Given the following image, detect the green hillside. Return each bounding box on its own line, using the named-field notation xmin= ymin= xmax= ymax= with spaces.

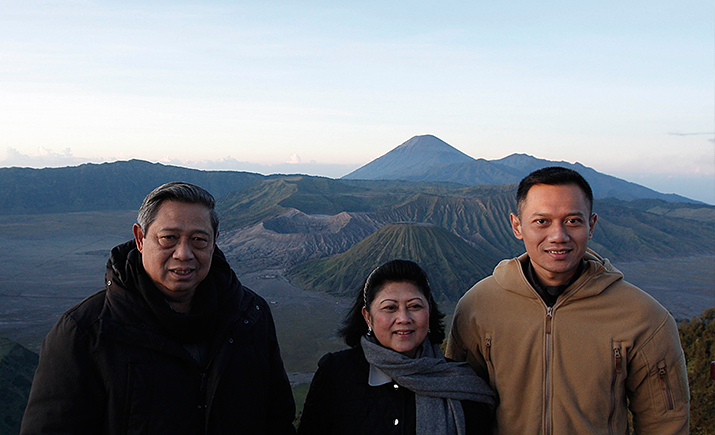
xmin=218 ymin=178 xmax=299 ymax=228
xmin=376 ymin=185 xmax=520 ymax=257
xmin=287 ymin=223 xmax=498 ymax=303
xmin=592 ymin=201 xmax=715 ymax=260
xmin=678 ymin=308 xmax=715 ymax=434
xmin=218 ymin=176 xmax=443 ymax=229
xmin=600 ymin=198 xmax=715 ymax=224
xmin=0 ymin=338 xmax=38 ymax=435
xmin=0 ymin=160 xmax=264 ymax=215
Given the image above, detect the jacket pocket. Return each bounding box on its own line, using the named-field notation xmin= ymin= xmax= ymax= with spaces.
xmin=608 ymin=342 xmax=627 ymax=435
xmin=656 ymin=360 xmax=675 ymax=411
xmin=484 ymin=332 xmax=496 ymax=389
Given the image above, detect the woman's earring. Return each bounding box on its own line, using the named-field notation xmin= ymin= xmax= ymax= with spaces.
xmin=367 ymin=326 xmax=372 ymax=336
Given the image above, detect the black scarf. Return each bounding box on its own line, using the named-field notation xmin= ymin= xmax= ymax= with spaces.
xmin=112 ymin=241 xmax=222 ymax=344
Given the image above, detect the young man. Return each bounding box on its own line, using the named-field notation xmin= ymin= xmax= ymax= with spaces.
xmin=22 ymin=182 xmax=296 ymax=434
xmin=446 ymin=167 xmax=689 ymax=434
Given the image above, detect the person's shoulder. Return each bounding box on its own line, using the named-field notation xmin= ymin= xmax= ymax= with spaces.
xmin=64 ymin=289 xmax=107 ymax=328
xmin=606 ymin=278 xmax=671 ymax=318
xmin=43 ymin=290 xmax=106 ymax=345
xmin=317 ymin=347 xmax=363 ymax=369
xmin=458 ymin=271 xmax=505 ymax=306
xmin=315 ymin=347 xmax=367 ymax=384
xmin=224 ymin=282 xmax=271 ymax=319
xmin=238 ymin=284 xmax=269 ymax=309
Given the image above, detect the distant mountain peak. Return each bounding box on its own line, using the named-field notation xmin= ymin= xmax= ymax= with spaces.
xmin=394 ymin=134 xmax=466 ymax=153
xmin=342 ymin=135 xmax=474 ymax=180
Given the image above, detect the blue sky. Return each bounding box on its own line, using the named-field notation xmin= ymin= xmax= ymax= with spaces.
xmin=1 ymin=1 xmax=713 ymax=203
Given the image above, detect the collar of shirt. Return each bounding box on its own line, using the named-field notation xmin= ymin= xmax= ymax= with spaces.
xmin=368 ymin=364 xmax=393 ymax=386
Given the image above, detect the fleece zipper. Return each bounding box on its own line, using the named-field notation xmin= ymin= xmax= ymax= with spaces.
xmin=608 ymin=343 xmax=623 ymax=435
xmin=484 ymin=333 xmax=496 ymax=389
xmin=657 ymin=360 xmax=675 ymax=411
xmin=544 ymin=306 xmax=554 ymax=435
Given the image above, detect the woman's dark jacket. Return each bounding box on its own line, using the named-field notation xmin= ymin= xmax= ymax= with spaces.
xmin=21 ymin=241 xmax=296 ymax=435
xmin=297 ymin=346 xmax=493 ymax=435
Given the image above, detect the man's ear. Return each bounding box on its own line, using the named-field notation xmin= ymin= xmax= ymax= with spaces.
xmin=588 ymin=213 xmax=598 ymax=239
xmin=132 ymin=224 xmax=145 ymax=253
xmin=510 ymin=213 xmax=524 ymax=240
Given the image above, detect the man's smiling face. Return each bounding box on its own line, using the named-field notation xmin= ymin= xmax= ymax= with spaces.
xmin=510 ymin=183 xmax=597 ymax=287
xmin=133 ymin=200 xmax=215 ymax=308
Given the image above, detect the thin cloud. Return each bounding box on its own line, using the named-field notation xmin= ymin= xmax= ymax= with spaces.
xmin=667 ymin=132 xmax=715 ymax=136
xmin=1 ymin=147 xmax=97 ymax=168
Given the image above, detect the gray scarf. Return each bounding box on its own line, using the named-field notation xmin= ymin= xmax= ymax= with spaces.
xmin=361 ymin=335 xmax=495 ymax=435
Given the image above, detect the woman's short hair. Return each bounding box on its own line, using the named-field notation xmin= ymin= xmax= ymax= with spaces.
xmin=338 ymin=259 xmax=446 ymax=348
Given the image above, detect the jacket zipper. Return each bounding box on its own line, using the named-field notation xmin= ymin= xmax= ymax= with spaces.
xmin=484 ymin=334 xmax=496 ymax=388
xmin=199 ymin=371 xmax=208 ymax=410
xmin=544 ymin=306 xmax=553 ymax=435
xmin=657 ymin=361 xmax=675 ymax=411
xmin=608 ymin=344 xmax=622 ymax=435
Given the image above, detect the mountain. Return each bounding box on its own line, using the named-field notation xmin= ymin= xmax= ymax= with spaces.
xmin=0 ymin=136 xmax=699 ymax=217
xmin=0 ymin=337 xmax=38 ymax=435
xmin=216 ymin=176 xmax=715 ymax=279
xmin=342 ymin=135 xmax=475 ymax=181
xmin=342 ymin=136 xmax=699 ymax=204
xmin=598 ymin=198 xmax=715 ymax=223
xmin=495 ymin=154 xmax=696 ymax=203
xmin=0 ymin=160 xmax=265 ymax=215
xmin=287 ymin=223 xmax=495 ymax=303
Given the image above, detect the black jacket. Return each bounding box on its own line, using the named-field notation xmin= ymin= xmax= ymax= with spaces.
xmin=297 ymin=347 xmax=493 ymax=435
xmin=21 ymin=241 xmax=296 ymax=435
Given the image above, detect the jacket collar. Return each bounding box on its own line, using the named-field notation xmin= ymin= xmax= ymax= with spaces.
xmin=98 ymin=240 xmax=253 ymax=357
xmin=493 ymin=249 xmax=624 ymax=304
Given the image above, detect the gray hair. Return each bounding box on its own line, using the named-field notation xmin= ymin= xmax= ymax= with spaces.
xmin=137 ymin=182 xmax=219 ymax=237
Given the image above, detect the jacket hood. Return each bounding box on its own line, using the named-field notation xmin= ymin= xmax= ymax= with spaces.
xmin=493 ymin=248 xmax=624 ymax=303
xmin=103 ymin=240 xmax=247 ymax=344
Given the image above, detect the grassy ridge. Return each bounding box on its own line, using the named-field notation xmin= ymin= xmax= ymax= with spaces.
xmin=288 ymin=223 xmax=496 ymax=303
xmin=218 ymin=178 xmax=298 ymax=228
xmin=0 ymin=338 xmax=39 ymax=435
xmin=0 ymin=160 xmax=264 ymax=215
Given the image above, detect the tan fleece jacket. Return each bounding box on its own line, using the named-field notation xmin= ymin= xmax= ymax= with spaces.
xmin=446 ymin=250 xmax=689 ymax=435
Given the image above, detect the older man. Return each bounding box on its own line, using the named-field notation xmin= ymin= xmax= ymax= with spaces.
xmin=22 ymin=182 xmax=296 ymax=434
xmin=446 ymin=167 xmax=689 ymax=434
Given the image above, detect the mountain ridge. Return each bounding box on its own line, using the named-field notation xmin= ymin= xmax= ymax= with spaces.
xmin=342 ymin=135 xmax=699 ymax=204
xmin=0 ymin=135 xmax=703 ymax=217
xmin=287 ymin=222 xmax=494 ymax=302
xmin=0 ymin=160 xmax=265 ymax=215
xmin=343 ymin=135 xmax=475 ymax=181
xmin=215 ymin=176 xmax=715 ymax=282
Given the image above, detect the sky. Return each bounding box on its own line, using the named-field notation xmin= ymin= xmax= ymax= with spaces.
xmin=1 ymin=1 xmax=713 ymax=204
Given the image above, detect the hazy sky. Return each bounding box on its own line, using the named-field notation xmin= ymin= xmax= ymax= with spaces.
xmin=2 ymin=1 xmax=713 ymax=203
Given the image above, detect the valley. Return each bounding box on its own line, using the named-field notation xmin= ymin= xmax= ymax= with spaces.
xmin=1 ymin=210 xmax=712 ymax=377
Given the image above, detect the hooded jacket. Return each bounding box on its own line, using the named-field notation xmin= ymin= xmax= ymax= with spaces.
xmin=21 ymin=241 xmax=296 ymax=435
xmin=445 ymin=250 xmax=689 ymax=435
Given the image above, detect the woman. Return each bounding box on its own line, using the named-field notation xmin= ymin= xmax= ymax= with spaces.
xmin=298 ymin=259 xmax=495 ymax=435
